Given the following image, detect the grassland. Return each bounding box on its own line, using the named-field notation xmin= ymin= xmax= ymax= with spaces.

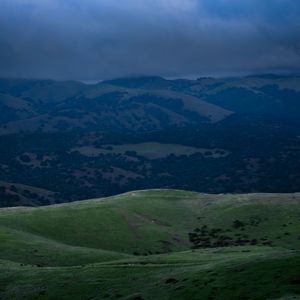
xmin=0 ymin=189 xmax=300 ymax=299
xmin=72 ymin=143 xmax=229 ymax=159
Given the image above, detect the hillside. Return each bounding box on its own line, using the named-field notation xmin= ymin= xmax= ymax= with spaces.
xmin=105 ymin=75 xmax=300 ymax=123
xmin=0 ymin=189 xmax=300 ymax=299
xmin=1 ymin=75 xmax=300 ymax=136
xmin=0 ymin=75 xmax=300 ymax=207
xmin=0 ymin=78 xmax=232 ymax=135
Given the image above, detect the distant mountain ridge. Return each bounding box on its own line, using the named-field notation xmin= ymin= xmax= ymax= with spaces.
xmin=0 ymin=77 xmax=232 ymax=135
xmin=0 ymin=74 xmax=299 ymax=135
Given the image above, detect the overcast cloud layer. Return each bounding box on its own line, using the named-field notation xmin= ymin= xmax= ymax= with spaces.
xmin=0 ymin=0 xmax=300 ymax=80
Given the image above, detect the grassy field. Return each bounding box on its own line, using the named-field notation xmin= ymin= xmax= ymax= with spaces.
xmin=73 ymin=143 xmax=229 ymax=159
xmin=0 ymin=189 xmax=300 ymax=299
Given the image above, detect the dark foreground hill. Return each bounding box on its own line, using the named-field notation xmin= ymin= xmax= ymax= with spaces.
xmin=0 ymin=189 xmax=300 ymax=299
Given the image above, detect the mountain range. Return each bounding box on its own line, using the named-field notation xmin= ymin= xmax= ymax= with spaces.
xmin=0 ymin=75 xmax=299 ymax=206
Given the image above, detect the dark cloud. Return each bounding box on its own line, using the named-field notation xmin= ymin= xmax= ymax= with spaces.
xmin=0 ymin=0 xmax=299 ymax=80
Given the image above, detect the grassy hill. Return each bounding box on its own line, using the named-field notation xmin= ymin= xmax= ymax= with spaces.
xmin=0 ymin=189 xmax=300 ymax=299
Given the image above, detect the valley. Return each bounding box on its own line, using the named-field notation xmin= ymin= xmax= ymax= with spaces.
xmin=0 ymin=75 xmax=300 ymax=207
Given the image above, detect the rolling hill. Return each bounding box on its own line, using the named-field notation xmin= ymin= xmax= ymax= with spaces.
xmin=1 ymin=74 xmax=300 ymax=136
xmin=0 ymin=78 xmax=232 ymax=135
xmin=1 ymin=189 xmax=300 ymax=299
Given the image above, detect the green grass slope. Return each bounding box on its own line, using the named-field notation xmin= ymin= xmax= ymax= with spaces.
xmin=0 ymin=189 xmax=300 ymax=299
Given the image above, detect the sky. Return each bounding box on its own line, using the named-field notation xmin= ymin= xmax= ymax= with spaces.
xmin=0 ymin=0 xmax=300 ymax=81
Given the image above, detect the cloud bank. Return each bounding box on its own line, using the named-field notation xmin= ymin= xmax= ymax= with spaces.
xmin=0 ymin=0 xmax=299 ymax=80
